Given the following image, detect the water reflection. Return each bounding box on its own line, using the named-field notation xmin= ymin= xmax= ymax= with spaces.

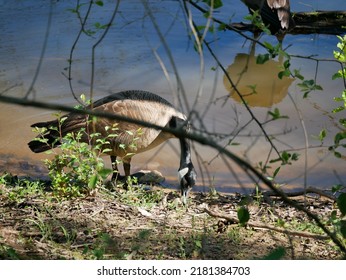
xmin=223 ymin=43 xmax=294 ymax=107
xmin=0 ymin=0 xmax=345 ymax=194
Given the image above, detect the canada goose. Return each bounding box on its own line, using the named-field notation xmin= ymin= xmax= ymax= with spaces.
xmin=28 ymin=90 xmax=196 ymax=202
xmin=241 ymin=0 xmax=294 ymax=35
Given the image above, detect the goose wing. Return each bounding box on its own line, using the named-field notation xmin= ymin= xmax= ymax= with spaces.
xmin=92 ymin=91 xmax=186 ymax=154
xmin=266 ymin=0 xmax=291 ymax=29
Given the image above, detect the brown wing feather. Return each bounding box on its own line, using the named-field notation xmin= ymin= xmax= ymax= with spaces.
xmin=29 ymin=90 xmax=186 ymax=158
xmin=92 ymin=95 xmax=185 ymax=157
xmin=266 ymin=0 xmax=291 ymax=30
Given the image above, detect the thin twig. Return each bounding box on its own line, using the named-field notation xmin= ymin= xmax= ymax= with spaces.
xmin=24 ymin=0 xmax=54 ymax=99
xmin=90 ymin=0 xmax=121 ymax=108
xmin=66 ymin=0 xmax=94 ymax=104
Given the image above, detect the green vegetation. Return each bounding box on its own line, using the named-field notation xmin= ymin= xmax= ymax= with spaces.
xmin=329 ymin=35 xmax=346 ymax=158
xmin=31 ymin=107 xmax=144 ymax=199
xmin=2 ymin=171 xmax=344 ymax=260
xmin=43 ymin=125 xmax=113 ymax=198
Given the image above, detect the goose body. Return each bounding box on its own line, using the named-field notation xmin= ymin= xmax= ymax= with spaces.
xmin=28 ymin=90 xmax=196 ymax=201
xmin=241 ymin=0 xmax=294 ymax=35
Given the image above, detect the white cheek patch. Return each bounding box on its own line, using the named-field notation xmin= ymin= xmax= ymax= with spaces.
xmin=178 ymin=167 xmax=189 ymax=181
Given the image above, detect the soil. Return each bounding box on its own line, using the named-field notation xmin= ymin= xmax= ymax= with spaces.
xmin=0 ymin=180 xmax=344 ymax=260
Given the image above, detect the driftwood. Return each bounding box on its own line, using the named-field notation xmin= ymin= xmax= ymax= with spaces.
xmin=232 ymin=10 xmax=346 ymax=35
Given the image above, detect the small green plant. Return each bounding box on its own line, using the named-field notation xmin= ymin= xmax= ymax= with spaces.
xmin=41 ymin=123 xmax=113 ymax=199
xmin=0 ymin=244 xmax=21 ymax=260
xmin=32 ymin=103 xmax=148 ymax=200
xmin=237 ymin=206 xmax=250 ymax=226
xmin=261 ymin=247 xmax=286 ymax=260
xmin=330 ymin=185 xmax=346 ymax=239
xmin=328 ymin=34 xmax=346 ymax=158
xmin=0 ymin=173 xmax=45 ymax=204
xmin=26 ymin=211 xmax=53 ymax=241
xmin=82 ymin=232 xmax=122 ymax=260
xmin=116 ymin=184 xmax=164 ymax=209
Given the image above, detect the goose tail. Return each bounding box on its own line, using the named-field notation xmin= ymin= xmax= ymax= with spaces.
xmin=28 ymin=120 xmax=61 ymax=153
xmin=28 ymin=114 xmax=89 ymax=153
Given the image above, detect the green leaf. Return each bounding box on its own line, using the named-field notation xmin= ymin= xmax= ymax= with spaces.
xmin=262 ymin=247 xmax=286 ymax=260
xmin=339 ymin=220 xmax=346 ymax=238
xmin=332 ymin=71 xmax=343 ymax=80
xmin=293 ymin=69 xmax=304 ymax=80
xmin=314 ymin=84 xmax=323 ymax=91
xmin=330 ymin=210 xmax=338 ymax=222
xmin=270 ymin=151 xmax=299 ymax=165
xmin=88 ymin=174 xmax=98 ymax=189
xmin=94 ymin=22 xmax=108 ymax=30
xmin=273 ymin=166 xmax=281 ymax=178
xmin=334 ymin=151 xmax=342 ymax=158
xmin=202 ymin=0 xmax=223 ymax=9
xmin=337 ymin=193 xmax=346 ymax=216
xmin=95 ymin=1 xmax=104 ymax=6
xmin=319 ymin=128 xmax=327 ymax=142
xmin=268 ymin=108 xmax=289 ymax=120
xmin=194 ymin=240 xmax=202 ymax=249
xmin=237 ymin=206 xmax=250 ymax=225
xmin=278 ymin=69 xmax=290 ymax=79
xmin=281 ymin=151 xmax=290 ymax=162
xmin=230 ymin=142 xmax=241 ymax=146
xmin=339 ymin=118 xmax=346 ymax=127
xmin=291 ymin=153 xmax=299 ymax=161
xmin=256 ymin=54 xmax=270 ymax=64
xmin=332 ymin=184 xmax=344 ymax=193
xmin=98 ymin=168 xmax=112 ymax=179
xmin=334 ymin=131 xmax=346 ymax=145
xmin=283 ymin=59 xmax=290 ymax=69
xmin=217 ymin=23 xmax=227 ymax=31
xmin=332 ymin=106 xmax=345 ymax=113
xmin=297 ymin=79 xmax=323 ymax=98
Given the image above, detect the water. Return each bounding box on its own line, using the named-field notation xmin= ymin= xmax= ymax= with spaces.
xmin=0 ymin=0 xmax=345 ymax=193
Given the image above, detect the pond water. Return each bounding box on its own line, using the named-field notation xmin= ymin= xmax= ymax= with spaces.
xmin=0 ymin=0 xmax=345 ymax=194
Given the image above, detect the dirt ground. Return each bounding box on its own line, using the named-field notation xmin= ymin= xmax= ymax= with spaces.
xmin=0 ymin=178 xmax=344 ymax=260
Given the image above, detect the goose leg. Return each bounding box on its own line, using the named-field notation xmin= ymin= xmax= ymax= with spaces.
xmin=123 ymin=161 xmax=131 ymax=177
xmin=111 ymin=155 xmax=129 ymax=190
xmin=122 ymin=158 xmax=132 ymax=190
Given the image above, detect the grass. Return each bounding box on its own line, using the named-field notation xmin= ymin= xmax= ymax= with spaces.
xmin=0 ymin=172 xmax=344 ymax=260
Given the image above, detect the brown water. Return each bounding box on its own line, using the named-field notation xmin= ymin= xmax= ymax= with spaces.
xmin=0 ymin=0 xmax=345 ymax=193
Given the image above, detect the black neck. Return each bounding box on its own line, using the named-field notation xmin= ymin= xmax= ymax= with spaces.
xmin=179 ymin=137 xmax=192 ymax=169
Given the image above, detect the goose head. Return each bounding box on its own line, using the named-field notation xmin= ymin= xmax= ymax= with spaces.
xmin=178 ymin=162 xmax=197 ymax=205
